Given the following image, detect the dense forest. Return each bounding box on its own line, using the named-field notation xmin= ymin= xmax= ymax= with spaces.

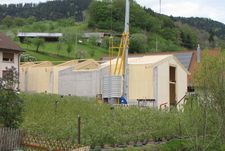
xmin=0 ymin=0 xmax=225 ymax=52
xmin=0 ymin=0 xmax=91 ymax=21
xmin=173 ymin=17 xmax=225 ymax=39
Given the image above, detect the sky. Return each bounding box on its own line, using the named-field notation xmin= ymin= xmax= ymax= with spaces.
xmin=0 ymin=0 xmax=225 ymax=24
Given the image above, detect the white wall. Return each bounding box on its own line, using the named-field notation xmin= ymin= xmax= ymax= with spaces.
xmin=0 ymin=51 xmax=19 ymax=78
xmin=156 ymin=61 xmax=170 ymax=108
xmin=155 ymin=58 xmax=187 ymax=109
xmin=59 ymin=68 xmax=104 ymax=97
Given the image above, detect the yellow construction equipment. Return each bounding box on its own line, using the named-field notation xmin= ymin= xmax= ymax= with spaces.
xmin=109 ymin=32 xmax=129 ymax=76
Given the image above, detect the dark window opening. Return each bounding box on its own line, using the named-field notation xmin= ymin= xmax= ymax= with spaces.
xmin=188 ymin=86 xmax=195 ymax=92
xmin=3 ymin=52 xmax=14 ymax=62
xmin=170 ymin=66 xmax=176 ymax=82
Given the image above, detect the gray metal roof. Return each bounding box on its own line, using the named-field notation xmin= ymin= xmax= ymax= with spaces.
xmin=175 ymin=52 xmax=193 ymax=70
xmin=17 ymin=32 xmax=63 ymax=38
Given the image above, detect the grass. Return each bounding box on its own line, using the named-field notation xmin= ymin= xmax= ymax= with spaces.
xmin=23 ymin=49 xmax=71 ymax=61
xmin=1 ymin=20 xmax=108 ymax=61
xmin=20 ymin=93 xmax=182 ymax=149
xmin=20 ymin=41 xmax=108 ymax=61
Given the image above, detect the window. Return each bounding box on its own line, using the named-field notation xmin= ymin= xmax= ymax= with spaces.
xmin=3 ymin=52 xmax=14 ymax=62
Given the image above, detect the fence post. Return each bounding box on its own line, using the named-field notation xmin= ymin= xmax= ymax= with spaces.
xmin=77 ymin=115 xmax=81 ymax=145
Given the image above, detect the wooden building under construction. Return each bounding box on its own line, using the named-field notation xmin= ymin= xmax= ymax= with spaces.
xmin=57 ymin=55 xmax=188 ymax=108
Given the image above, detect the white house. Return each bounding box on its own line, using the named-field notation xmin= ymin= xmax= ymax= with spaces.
xmin=0 ymin=33 xmax=22 ymax=78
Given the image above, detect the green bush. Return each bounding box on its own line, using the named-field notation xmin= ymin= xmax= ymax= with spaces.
xmin=0 ymin=90 xmax=23 ymax=128
xmin=0 ymin=67 xmax=23 ymax=128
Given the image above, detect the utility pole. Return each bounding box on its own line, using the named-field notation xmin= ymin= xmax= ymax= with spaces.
xmin=123 ymin=0 xmax=130 ymax=102
xmin=159 ymin=0 xmax=161 ymax=14
xmin=156 ymin=0 xmax=161 ymax=52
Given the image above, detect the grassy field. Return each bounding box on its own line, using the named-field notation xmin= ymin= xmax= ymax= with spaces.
xmin=23 ymin=49 xmax=71 ymax=61
xmin=20 ymin=42 xmax=108 ymax=61
xmin=1 ymin=21 xmax=108 ymax=61
xmin=20 ymin=93 xmax=186 ymax=150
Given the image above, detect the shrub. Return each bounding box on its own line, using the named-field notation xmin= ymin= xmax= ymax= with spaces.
xmin=0 ymin=67 xmax=23 ymax=128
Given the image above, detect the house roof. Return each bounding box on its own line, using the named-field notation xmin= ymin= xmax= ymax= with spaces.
xmin=129 ymin=49 xmax=221 ymax=85
xmin=0 ymin=33 xmax=22 ymax=52
xmin=174 ymin=52 xmax=193 ymax=70
xmin=17 ymin=32 xmax=63 ymax=38
xmin=128 ymin=55 xmax=171 ymax=64
xmin=83 ymin=32 xmax=105 ymax=38
xmin=101 ymin=55 xmax=189 ymax=74
xmin=126 ymin=51 xmax=194 ymax=71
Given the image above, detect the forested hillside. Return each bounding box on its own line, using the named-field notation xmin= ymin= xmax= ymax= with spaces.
xmin=0 ymin=0 xmax=91 ymax=21
xmin=88 ymin=0 xmax=197 ymax=52
xmin=174 ymin=17 xmax=225 ymax=39
xmin=88 ymin=0 xmax=225 ymax=51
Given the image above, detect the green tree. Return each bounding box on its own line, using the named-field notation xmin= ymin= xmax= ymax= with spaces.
xmin=2 ymin=16 xmax=14 ymax=28
xmin=0 ymin=67 xmax=23 ymax=128
xmin=129 ymin=33 xmax=147 ymax=53
xmin=24 ymin=38 xmax=32 ymax=49
xmin=31 ymin=38 xmax=45 ymax=52
xmin=26 ymin=16 xmax=37 ymax=24
xmin=75 ymin=50 xmax=87 ymax=59
xmin=66 ymin=43 xmax=73 ymax=56
xmin=14 ymin=17 xmax=26 ymax=26
xmin=209 ymin=29 xmax=215 ymax=48
xmin=182 ymin=53 xmax=225 ymax=150
xmin=57 ymin=37 xmax=64 ymax=55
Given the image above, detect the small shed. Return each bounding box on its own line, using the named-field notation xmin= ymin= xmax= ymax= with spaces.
xmin=127 ymin=55 xmax=188 ymax=108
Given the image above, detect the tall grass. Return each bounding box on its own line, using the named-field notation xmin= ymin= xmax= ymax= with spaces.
xmin=20 ymin=93 xmax=181 ymax=147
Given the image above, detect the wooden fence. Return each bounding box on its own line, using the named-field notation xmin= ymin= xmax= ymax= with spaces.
xmin=0 ymin=127 xmax=90 ymax=151
xmin=0 ymin=127 xmax=23 ymax=151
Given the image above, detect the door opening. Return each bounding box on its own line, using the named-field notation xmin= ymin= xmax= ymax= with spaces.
xmin=169 ymin=66 xmax=176 ymax=106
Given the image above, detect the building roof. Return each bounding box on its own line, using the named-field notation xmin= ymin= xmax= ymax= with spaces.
xmin=74 ymin=59 xmax=100 ymax=70
xmin=20 ymin=62 xmax=35 ymax=67
xmin=17 ymin=32 xmax=63 ymax=38
xmin=174 ymin=52 xmax=193 ymax=70
xmin=128 ymin=55 xmax=172 ymax=65
xmin=56 ymin=60 xmax=79 ymax=67
xmin=32 ymin=61 xmax=53 ymax=67
xmin=0 ymin=33 xmax=22 ymax=52
xmin=126 ymin=51 xmax=195 ymax=71
xmin=101 ymin=55 xmax=188 ymax=74
xmin=83 ymin=32 xmax=105 ymax=38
